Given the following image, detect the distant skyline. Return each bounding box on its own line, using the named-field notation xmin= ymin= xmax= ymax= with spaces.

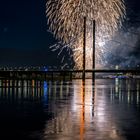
xmin=0 ymin=0 xmax=140 ymax=67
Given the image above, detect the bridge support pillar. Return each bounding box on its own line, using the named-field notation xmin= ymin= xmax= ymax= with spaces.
xmin=92 ymin=20 xmax=96 ymax=82
xmin=83 ymin=17 xmax=86 ymax=80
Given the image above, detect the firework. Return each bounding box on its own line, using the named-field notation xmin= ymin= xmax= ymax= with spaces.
xmin=46 ymin=0 xmax=125 ymax=69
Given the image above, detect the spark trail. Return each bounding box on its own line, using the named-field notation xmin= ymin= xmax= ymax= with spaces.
xmin=46 ymin=0 xmax=126 ymax=69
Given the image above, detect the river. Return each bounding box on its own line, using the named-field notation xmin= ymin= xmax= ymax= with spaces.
xmin=0 ymin=79 xmax=140 ymax=140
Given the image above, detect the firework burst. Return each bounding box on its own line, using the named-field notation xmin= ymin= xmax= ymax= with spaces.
xmin=46 ymin=0 xmax=125 ymax=69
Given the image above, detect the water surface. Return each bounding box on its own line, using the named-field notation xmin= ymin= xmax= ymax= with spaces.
xmin=0 ymin=79 xmax=140 ymax=140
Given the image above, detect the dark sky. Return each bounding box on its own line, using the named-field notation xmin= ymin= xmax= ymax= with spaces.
xmin=0 ymin=0 xmax=58 ymax=66
xmin=0 ymin=0 xmax=55 ymax=47
xmin=0 ymin=0 xmax=140 ymax=67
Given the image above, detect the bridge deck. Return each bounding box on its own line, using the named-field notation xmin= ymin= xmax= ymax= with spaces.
xmin=0 ymin=70 xmax=140 ymax=80
xmin=0 ymin=69 xmax=140 ymax=73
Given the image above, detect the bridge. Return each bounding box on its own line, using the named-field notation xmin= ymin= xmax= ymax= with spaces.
xmin=0 ymin=19 xmax=139 ymax=80
xmin=0 ymin=69 xmax=140 ymax=80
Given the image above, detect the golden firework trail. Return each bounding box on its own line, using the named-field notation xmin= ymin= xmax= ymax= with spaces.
xmin=46 ymin=0 xmax=126 ymax=69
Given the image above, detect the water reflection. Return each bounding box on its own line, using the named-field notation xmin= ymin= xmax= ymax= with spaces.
xmin=0 ymin=79 xmax=140 ymax=140
xmin=113 ymin=79 xmax=140 ymax=105
xmin=0 ymin=80 xmax=44 ymax=101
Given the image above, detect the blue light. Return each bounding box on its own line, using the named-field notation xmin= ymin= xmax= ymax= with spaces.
xmin=44 ymin=81 xmax=48 ymax=104
xmin=43 ymin=66 xmax=48 ymax=71
xmin=44 ymin=81 xmax=48 ymax=92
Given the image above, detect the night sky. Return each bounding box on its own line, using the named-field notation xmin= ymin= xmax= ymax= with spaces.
xmin=0 ymin=0 xmax=58 ymax=67
xmin=0 ymin=0 xmax=140 ymax=67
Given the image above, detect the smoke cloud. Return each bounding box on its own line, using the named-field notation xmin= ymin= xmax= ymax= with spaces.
xmin=105 ymin=26 xmax=140 ymax=68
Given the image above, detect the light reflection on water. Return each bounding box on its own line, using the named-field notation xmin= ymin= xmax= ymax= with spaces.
xmin=0 ymin=79 xmax=140 ymax=140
